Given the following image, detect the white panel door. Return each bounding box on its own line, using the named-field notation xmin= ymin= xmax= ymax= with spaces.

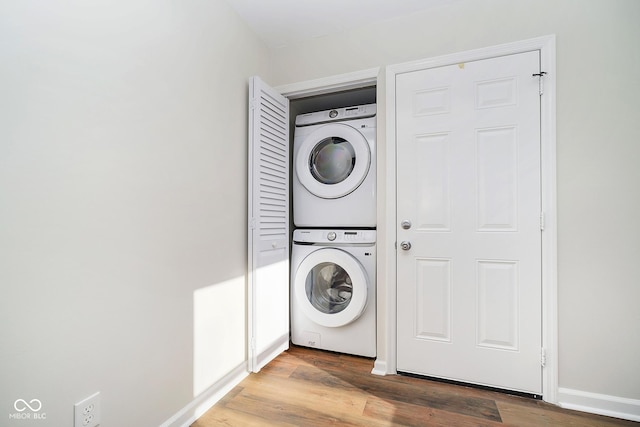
xmin=248 ymin=76 xmax=290 ymax=372
xmin=396 ymin=51 xmax=542 ymax=394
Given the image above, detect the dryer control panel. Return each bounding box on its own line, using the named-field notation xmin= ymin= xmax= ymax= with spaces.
xmin=293 ymin=229 xmax=376 ymax=244
xmin=295 ymin=103 xmax=376 ymax=127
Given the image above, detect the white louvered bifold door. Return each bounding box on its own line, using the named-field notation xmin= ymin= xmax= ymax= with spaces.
xmin=248 ymin=76 xmax=290 ymax=372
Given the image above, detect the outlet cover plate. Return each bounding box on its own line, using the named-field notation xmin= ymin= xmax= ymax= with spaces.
xmin=74 ymin=392 xmax=100 ymax=427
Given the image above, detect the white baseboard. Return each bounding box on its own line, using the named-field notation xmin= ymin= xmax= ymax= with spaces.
xmin=371 ymin=358 xmax=388 ymax=376
xmin=160 ymin=362 xmax=248 ymax=427
xmin=558 ymin=387 xmax=640 ymax=422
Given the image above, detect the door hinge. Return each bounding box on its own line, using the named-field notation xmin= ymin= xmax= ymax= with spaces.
xmin=540 ymin=212 xmax=545 ymax=231
xmin=532 ymin=71 xmax=547 ymax=95
xmin=249 ymin=218 xmax=256 ymax=229
xmin=249 ymin=97 xmax=257 ymax=110
xmin=541 ymin=347 xmax=547 ymax=367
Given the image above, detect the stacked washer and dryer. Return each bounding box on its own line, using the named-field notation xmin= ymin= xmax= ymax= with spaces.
xmin=291 ymin=104 xmax=377 ymax=358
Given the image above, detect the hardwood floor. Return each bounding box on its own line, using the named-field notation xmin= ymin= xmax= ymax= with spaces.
xmin=192 ymin=346 xmax=637 ymax=426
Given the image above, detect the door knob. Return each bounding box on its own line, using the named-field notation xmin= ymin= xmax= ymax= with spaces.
xmin=400 ymin=241 xmax=412 ymax=251
xmin=401 ymin=220 xmax=412 ymax=230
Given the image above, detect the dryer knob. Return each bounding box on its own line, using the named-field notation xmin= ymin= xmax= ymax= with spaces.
xmin=327 ymin=232 xmax=337 ymax=241
xmin=329 ymin=110 xmax=338 ymax=118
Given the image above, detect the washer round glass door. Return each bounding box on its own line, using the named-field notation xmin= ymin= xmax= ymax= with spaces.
xmin=296 ymin=123 xmax=371 ymax=199
xmin=294 ymin=248 xmax=368 ymax=328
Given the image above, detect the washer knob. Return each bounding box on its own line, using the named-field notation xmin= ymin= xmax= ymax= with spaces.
xmin=329 ymin=110 xmax=338 ymax=118
xmin=327 ymin=232 xmax=337 ymax=241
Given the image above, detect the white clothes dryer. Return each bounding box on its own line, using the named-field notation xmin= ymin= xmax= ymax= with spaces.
xmin=291 ymin=229 xmax=376 ymax=357
xmin=293 ymin=104 xmax=376 ymax=228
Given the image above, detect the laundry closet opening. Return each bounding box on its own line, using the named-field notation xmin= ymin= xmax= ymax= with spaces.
xmin=288 ymin=85 xmax=378 ymax=358
xmin=247 ymin=74 xmax=379 ymax=372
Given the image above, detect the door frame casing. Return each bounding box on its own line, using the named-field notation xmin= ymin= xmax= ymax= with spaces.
xmin=384 ymin=35 xmax=558 ymax=403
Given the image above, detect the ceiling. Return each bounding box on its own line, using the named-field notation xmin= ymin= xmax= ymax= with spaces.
xmin=223 ymin=0 xmax=458 ymax=49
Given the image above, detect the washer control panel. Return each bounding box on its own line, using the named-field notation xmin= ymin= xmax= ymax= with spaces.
xmin=293 ymin=229 xmax=376 ymax=244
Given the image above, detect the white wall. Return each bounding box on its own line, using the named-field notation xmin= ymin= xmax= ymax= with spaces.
xmin=0 ymin=1 xmax=269 ymax=426
xmin=269 ymin=0 xmax=640 ymax=407
xmin=2 ymin=0 xmax=638 ymax=424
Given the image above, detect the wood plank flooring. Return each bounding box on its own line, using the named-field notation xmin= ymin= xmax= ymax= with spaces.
xmin=192 ymin=346 xmax=638 ymax=426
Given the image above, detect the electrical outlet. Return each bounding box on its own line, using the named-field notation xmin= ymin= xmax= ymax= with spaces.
xmin=74 ymin=392 xmax=100 ymax=427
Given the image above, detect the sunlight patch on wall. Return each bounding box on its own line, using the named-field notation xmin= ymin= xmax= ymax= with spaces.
xmin=193 ymin=276 xmax=245 ymax=397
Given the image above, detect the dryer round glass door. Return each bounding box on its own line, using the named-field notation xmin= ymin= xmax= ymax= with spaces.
xmin=309 ymin=137 xmax=355 ymax=185
xmin=296 ymin=123 xmax=370 ymax=199
xmin=294 ymin=248 xmax=368 ymax=328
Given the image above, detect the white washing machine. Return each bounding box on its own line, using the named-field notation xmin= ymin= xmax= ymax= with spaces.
xmin=290 ymin=228 xmax=376 ymax=357
xmin=293 ymin=104 xmax=376 ymax=228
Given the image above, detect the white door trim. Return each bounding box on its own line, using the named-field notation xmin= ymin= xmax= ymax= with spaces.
xmin=384 ymin=35 xmax=558 ymax=403
xmin=276 ymin=67 xmax=380 ymax=99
